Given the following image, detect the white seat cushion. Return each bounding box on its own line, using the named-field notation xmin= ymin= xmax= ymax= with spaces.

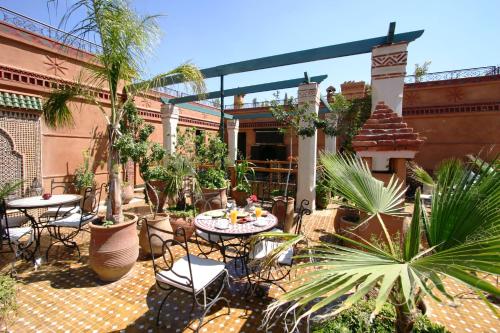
xmin=48 ymin=213 xmax=93 ymax=228
xmin=196 ymin=229 xmax=235 ymax=243
xmin=41 ymin=206 xmax=81 ymax=218
xmin=7 ymin=227 xmax=33 ymax=243
xmin=156 ymin=254 xmax=225 ymax=292
xmin=249 ymin=240 xmax=293 ymax=265
xmin=1 ymin=215 xmax=29 ymax=228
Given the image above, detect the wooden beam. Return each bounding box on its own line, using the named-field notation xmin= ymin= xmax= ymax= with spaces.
xmin=165 ymin=75 xmax=328 ymax=104
xmin=149 ymin=28 xmax=424 ymax=87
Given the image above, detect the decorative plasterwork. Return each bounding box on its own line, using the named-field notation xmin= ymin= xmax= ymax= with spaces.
xmin=446 ymin=87 xmax=465 ymax=103
xmin=371 ymin=51 xmax=408 ymax=68
xmin=403 ymin=102 xmax=500 ymax=116
xmin=44 ymin=55 xmax=68 ymax=77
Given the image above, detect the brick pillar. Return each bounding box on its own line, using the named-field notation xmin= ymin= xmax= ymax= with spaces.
xmin=297 ymin=82 xmax=320 ymax=210
xmin=161 ymin=103 xmax=179 ymax=154
xmin=371 ymin=42 xmax=408 ymax=116
xmin=324 ymin=112 xmax=337 ymax=153
xmin=226 ymin=119 xmax=239 ymax=166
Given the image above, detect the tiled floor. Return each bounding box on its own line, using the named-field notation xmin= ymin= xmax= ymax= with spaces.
xmin=1 ymin=204 xmax=498 ymax=332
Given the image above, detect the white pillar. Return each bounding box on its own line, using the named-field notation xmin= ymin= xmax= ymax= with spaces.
xmin=226 ymin=119 xmax=239 ymax=166
xmin=161 ymin=103 xmax=179 ymax=154
xmin=371 ymin=42 xmax=408 ymax=116
xmin=324 ymin=113 xmax=337 ymax=154
xmin=297 ymin=82 xmax=320 ymax=211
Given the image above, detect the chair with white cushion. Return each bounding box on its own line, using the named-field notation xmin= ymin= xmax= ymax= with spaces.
xmin=40 ymin=180 xmax=80 ymax=221
xmin=1 ymin=200 xmax=35 ymax=271
xmin=249 ymin=199 xmax=312 ymax=292
xmin=144 ymin=217 xmax=231 ymax=331
xmin=45 ymin=184 xmax=104 ymax=261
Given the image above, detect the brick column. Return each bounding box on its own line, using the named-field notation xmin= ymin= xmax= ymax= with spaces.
xmin=371 ymin=42 xmax=408 ymax=116
xmin=324 ymin=113 xmax=337 ymax=153
xmin=161 ymin=103 xmax=179 ymax=154
xmin=226 ymin=119 xmax=239 ymax=166
xmin=297 ymin=82 xmax=320 ymax=210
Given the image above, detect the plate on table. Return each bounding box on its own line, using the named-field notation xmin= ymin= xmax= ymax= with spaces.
xmin=237 ymin=210 xmax=249 ymax=218
xmin=214 ymin=219 xmax=230 ymax=229
xmin=253 ymin=218 xmax=268 ymax=227
xmin=204 ymin=210 xmax=225 ymax=218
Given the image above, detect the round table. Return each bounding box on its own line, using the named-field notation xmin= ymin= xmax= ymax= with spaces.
xmin=194 ymin=209 xmax=278 ymax=286
xmin=6 ymin=194 xmax=82 ymax=258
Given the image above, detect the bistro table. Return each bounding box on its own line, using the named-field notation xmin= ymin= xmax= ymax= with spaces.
xmin=194 ymin=209 xmax=278 ymax=285
xmin=7 ymin=194 xmax=82 ymax=257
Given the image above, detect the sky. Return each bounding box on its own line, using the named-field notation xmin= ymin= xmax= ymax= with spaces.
xmin=1 ymin=0 xmax=499 ymax=105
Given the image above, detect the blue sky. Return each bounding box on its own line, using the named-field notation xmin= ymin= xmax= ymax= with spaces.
xmin=1 ymin=0 xmax=499 ymax=104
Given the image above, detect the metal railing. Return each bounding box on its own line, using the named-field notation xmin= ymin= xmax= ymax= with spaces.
xmin=0 ymin=6 xmax=102 ymax=54
xmin=404 ymin=66 xmax=500 ymax=84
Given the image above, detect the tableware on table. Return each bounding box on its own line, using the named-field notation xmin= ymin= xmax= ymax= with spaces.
xmin=42 ymin=193 xmax=52 ymax=200
xmin=236 ymin=210 xmax=249 ymax=218
xmin=230 ymin=209 xmax=238 ymax=224
xmin=205 ymin=210 xmax=225 ymax=218
xmin=253 ymin=217 xmax=267 ymax=227
xmin=255 ymin=206 xmax=262 ymax=219
xmin=214 ymin=219 xmax=230 ymax=229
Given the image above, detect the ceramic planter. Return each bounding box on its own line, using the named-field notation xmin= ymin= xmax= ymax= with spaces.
xmin=121 ymin=183 xmax=134 ymax=204
xmin=200 ymin=187 xmax=227 ymax=210
xmin=146 ymin=180 xmax=167 ymax=212
xmin=139 ymin=213 xmax=172 ymax=256
xmin=271 ymin=196 xmax=295 ymax=232
xmin=231 ymin=188 xmax=248 ymax=207
xmin=89 ymin=213 xmax=139 ymax=282
xmin=169 ymin=215 xmax=195 ymax=242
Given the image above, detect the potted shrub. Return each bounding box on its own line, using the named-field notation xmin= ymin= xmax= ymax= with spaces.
xmin=315 ymin=176 xmax=331 ymax=210
xmin=0 ymin=274 xmax=17 ymax=331
xmin=43 ymin=2 xmax=205 ymax=281
xmin=231 ymin=159 xmax=255 ymax=206
xmin=197 ymin=169 xmax=228 ymax=210
xmin=73 ymin=150 xmax=96 ymax=212
xmin=167 ymin=206 xmax=196 ymax=242
xmin=121 ymin=181 xmax=134 ymax=205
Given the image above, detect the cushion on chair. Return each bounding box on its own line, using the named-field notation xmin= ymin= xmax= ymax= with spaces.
xmin=1 ymin=215 xmax=29 ymax=228
xmin=47 ymin=213 xmax=94 ymax=228
xmin=7 ymin=227 xmax=33 ymax=243
xmin=156 ymin=254 xmax=226 ymax=292
xmin=249 ymin=240 xmax=293 ymax=265
xmin=196 ymin=229 xmax=235 ymax=243
xmin=41 ymin=206 xmax=81 ymax=218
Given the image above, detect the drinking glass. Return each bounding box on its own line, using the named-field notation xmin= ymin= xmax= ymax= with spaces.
xmin=255 ymin=206 xmax=262 ymax=219
xmin=230 ymin=209 xmax=238 ymax=224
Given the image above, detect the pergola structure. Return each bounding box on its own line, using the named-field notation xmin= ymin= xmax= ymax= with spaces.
xmin=146 ymin=22 xmax=424 ymax=209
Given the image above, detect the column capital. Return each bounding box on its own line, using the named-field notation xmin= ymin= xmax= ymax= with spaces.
xmin=371 ymin=42 xmax=408 ymax=80
xmin=160 ymin=103 xmax=180 ymax=119
xmin=226 ymin=119 xmax=239 ymax=131
xmin=298 ymin=82 xmax=320 ymax=106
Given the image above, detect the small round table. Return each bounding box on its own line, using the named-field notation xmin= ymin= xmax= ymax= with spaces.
xmin=7 ymin=194 xmax=82 ymax=257
xmin=194 ymin=210 xmax=278 ymax=286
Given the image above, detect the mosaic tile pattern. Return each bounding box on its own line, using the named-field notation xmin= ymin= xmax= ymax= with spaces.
xmin=1 ymin=204 xmax=498 ymax=333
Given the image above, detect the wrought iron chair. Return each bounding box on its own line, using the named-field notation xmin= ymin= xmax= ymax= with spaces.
xmin=144 ymin=217 xmax=231 ymax=331
xmin=1 ymin=199 xmax=35 ymax=271
xmin=40 ymin=179 xmax=80 ymax=220
xmin=248 ymin=199 xmax=312 ymax=292
xmin=45 ymin=184 xmax=105 ymax=260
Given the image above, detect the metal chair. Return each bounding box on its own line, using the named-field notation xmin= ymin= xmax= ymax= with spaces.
xmin=144 ymin=217 xmax=231 ymax=331
xmin=1 ymin=200 xmax=35 ymax=271
xmin=249 ymin=199 xmax=312 ymax=291
xmin=40 ymin=180 xmax=80 ymax=220
xmin=45 ymin=184 xmax=105 ymax=260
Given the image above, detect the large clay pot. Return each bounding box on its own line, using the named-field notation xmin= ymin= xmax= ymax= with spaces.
xmin=169 ymin=215 xmax=195 ymax=242
xmin=200 ymin=188 xmax=227 ymax=210
xmin=334 ymin=206 xmax=361 ymax=232
xmin=146 ymin=180 xmax=167 ymax=212
xmin=271 ymin=196 xmax=295 ymax=232
xmin=121 ymin=183 xmax=135 ymax=205
xmin=89 ymin=213 xmax=139 ymax=282
xmin=231 ymin=188 xmax=248 ymax=207
xmin=139 ymin=213 xmax=172 ymax=256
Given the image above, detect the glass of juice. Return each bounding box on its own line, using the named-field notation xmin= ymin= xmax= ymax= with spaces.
xmin=230 ymin=209 xmax=238 ymax=224
xmin=255 ymin=206 xmax=262 ymax=219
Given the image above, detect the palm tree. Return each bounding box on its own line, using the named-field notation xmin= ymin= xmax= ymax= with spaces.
xmin=43 ymin=0 xmax=205 ymax=223
xmin=256 ymin=153 xmax=499 ymax=333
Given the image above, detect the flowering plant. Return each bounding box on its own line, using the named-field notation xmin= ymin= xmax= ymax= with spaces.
xmin=248 ymin=194 xmax=258 ymax=203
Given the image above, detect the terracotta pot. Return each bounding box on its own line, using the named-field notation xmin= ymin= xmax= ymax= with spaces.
xmin=169 ymin=215 xmax=195 ymax=242
xmin=231 ymin=188 xmax=248 ymax=207
xmin=146 ymin=180 xmax=167 ymax=212
xmin=334 ymin=206 xmax=361 ymax=232
xmin=139 ymin=213 xmax=172 ymax=256
xmin=271 ymin=196 xmax=295 ymax=232
xmin=89 ymin=213 xmax=139 ymax=282
xmin=80 ymin=188 xmax=96 ymax=213
xmin=121 ymin=183 xmax=134 ymax=204
xmin=200 ymin=187 xmax=227 ymax=210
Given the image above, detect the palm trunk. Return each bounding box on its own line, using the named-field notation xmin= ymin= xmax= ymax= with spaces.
xmin=395 ymin=303 xmax=415 ymax=333
xmin=106 ymin=126 xmax=123 ymax=223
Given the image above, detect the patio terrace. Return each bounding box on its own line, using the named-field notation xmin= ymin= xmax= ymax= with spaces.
xmin=1 ymin=200 xmax=498 ymax=333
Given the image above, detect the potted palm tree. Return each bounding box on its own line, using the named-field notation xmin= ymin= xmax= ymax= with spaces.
xmin=254 ymin=153 xmax=499 ymax=333
xmin=43 ymin=0 xmax=205 ymax=281
xmin=231 ymin=159 xmax=255 ymax=206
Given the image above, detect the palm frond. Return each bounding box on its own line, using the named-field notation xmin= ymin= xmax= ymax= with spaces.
xmin=43 ymin=85 xmax=83 ymax=128
xmin=408 ymin=161 xmax=435 ymax=187
xmin=0 ymin=180 xmax=24 ymax=200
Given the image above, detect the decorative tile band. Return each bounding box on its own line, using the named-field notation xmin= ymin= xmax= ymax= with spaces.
xmin=372 ymin=51 xmax=408 ymax=68
xmin=403 ymin=102 xmax=500 ymax=116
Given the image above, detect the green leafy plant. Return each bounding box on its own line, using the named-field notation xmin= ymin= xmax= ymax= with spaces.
xmin=256 ymin=153 xmax=499 ymax=333
xmin=414 ymin=61 xmax=432 ymax=82
xmin=312 ymin=299 xmax=449 ymax=333
xmin=166 ymin=205 xmax=196 ymax=219
xmin=0 ymin=274 xmax=18 ymax=330
xmin=73 ymin=150 xmax=95 ymax=192
xmin=233 ymin=159 xmax=255 ymax=194
xmin=163 ymin=153 xmax=197 ymax=209
xmin=0 ymin=181 xmax=23 ymax=201
xmin=197 ymin=169 xmax=227 ymax=190
xmin=195 ymin=131 xmax=228 ymax=169
xmin=43 ymin=0 xmax=205 ymax=223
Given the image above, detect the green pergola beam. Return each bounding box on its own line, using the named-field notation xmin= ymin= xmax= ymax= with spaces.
xmin=149 ymin=27 xmax=423 ymax=87
xmin=166 ymin=75 xmax=328 ymax=105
